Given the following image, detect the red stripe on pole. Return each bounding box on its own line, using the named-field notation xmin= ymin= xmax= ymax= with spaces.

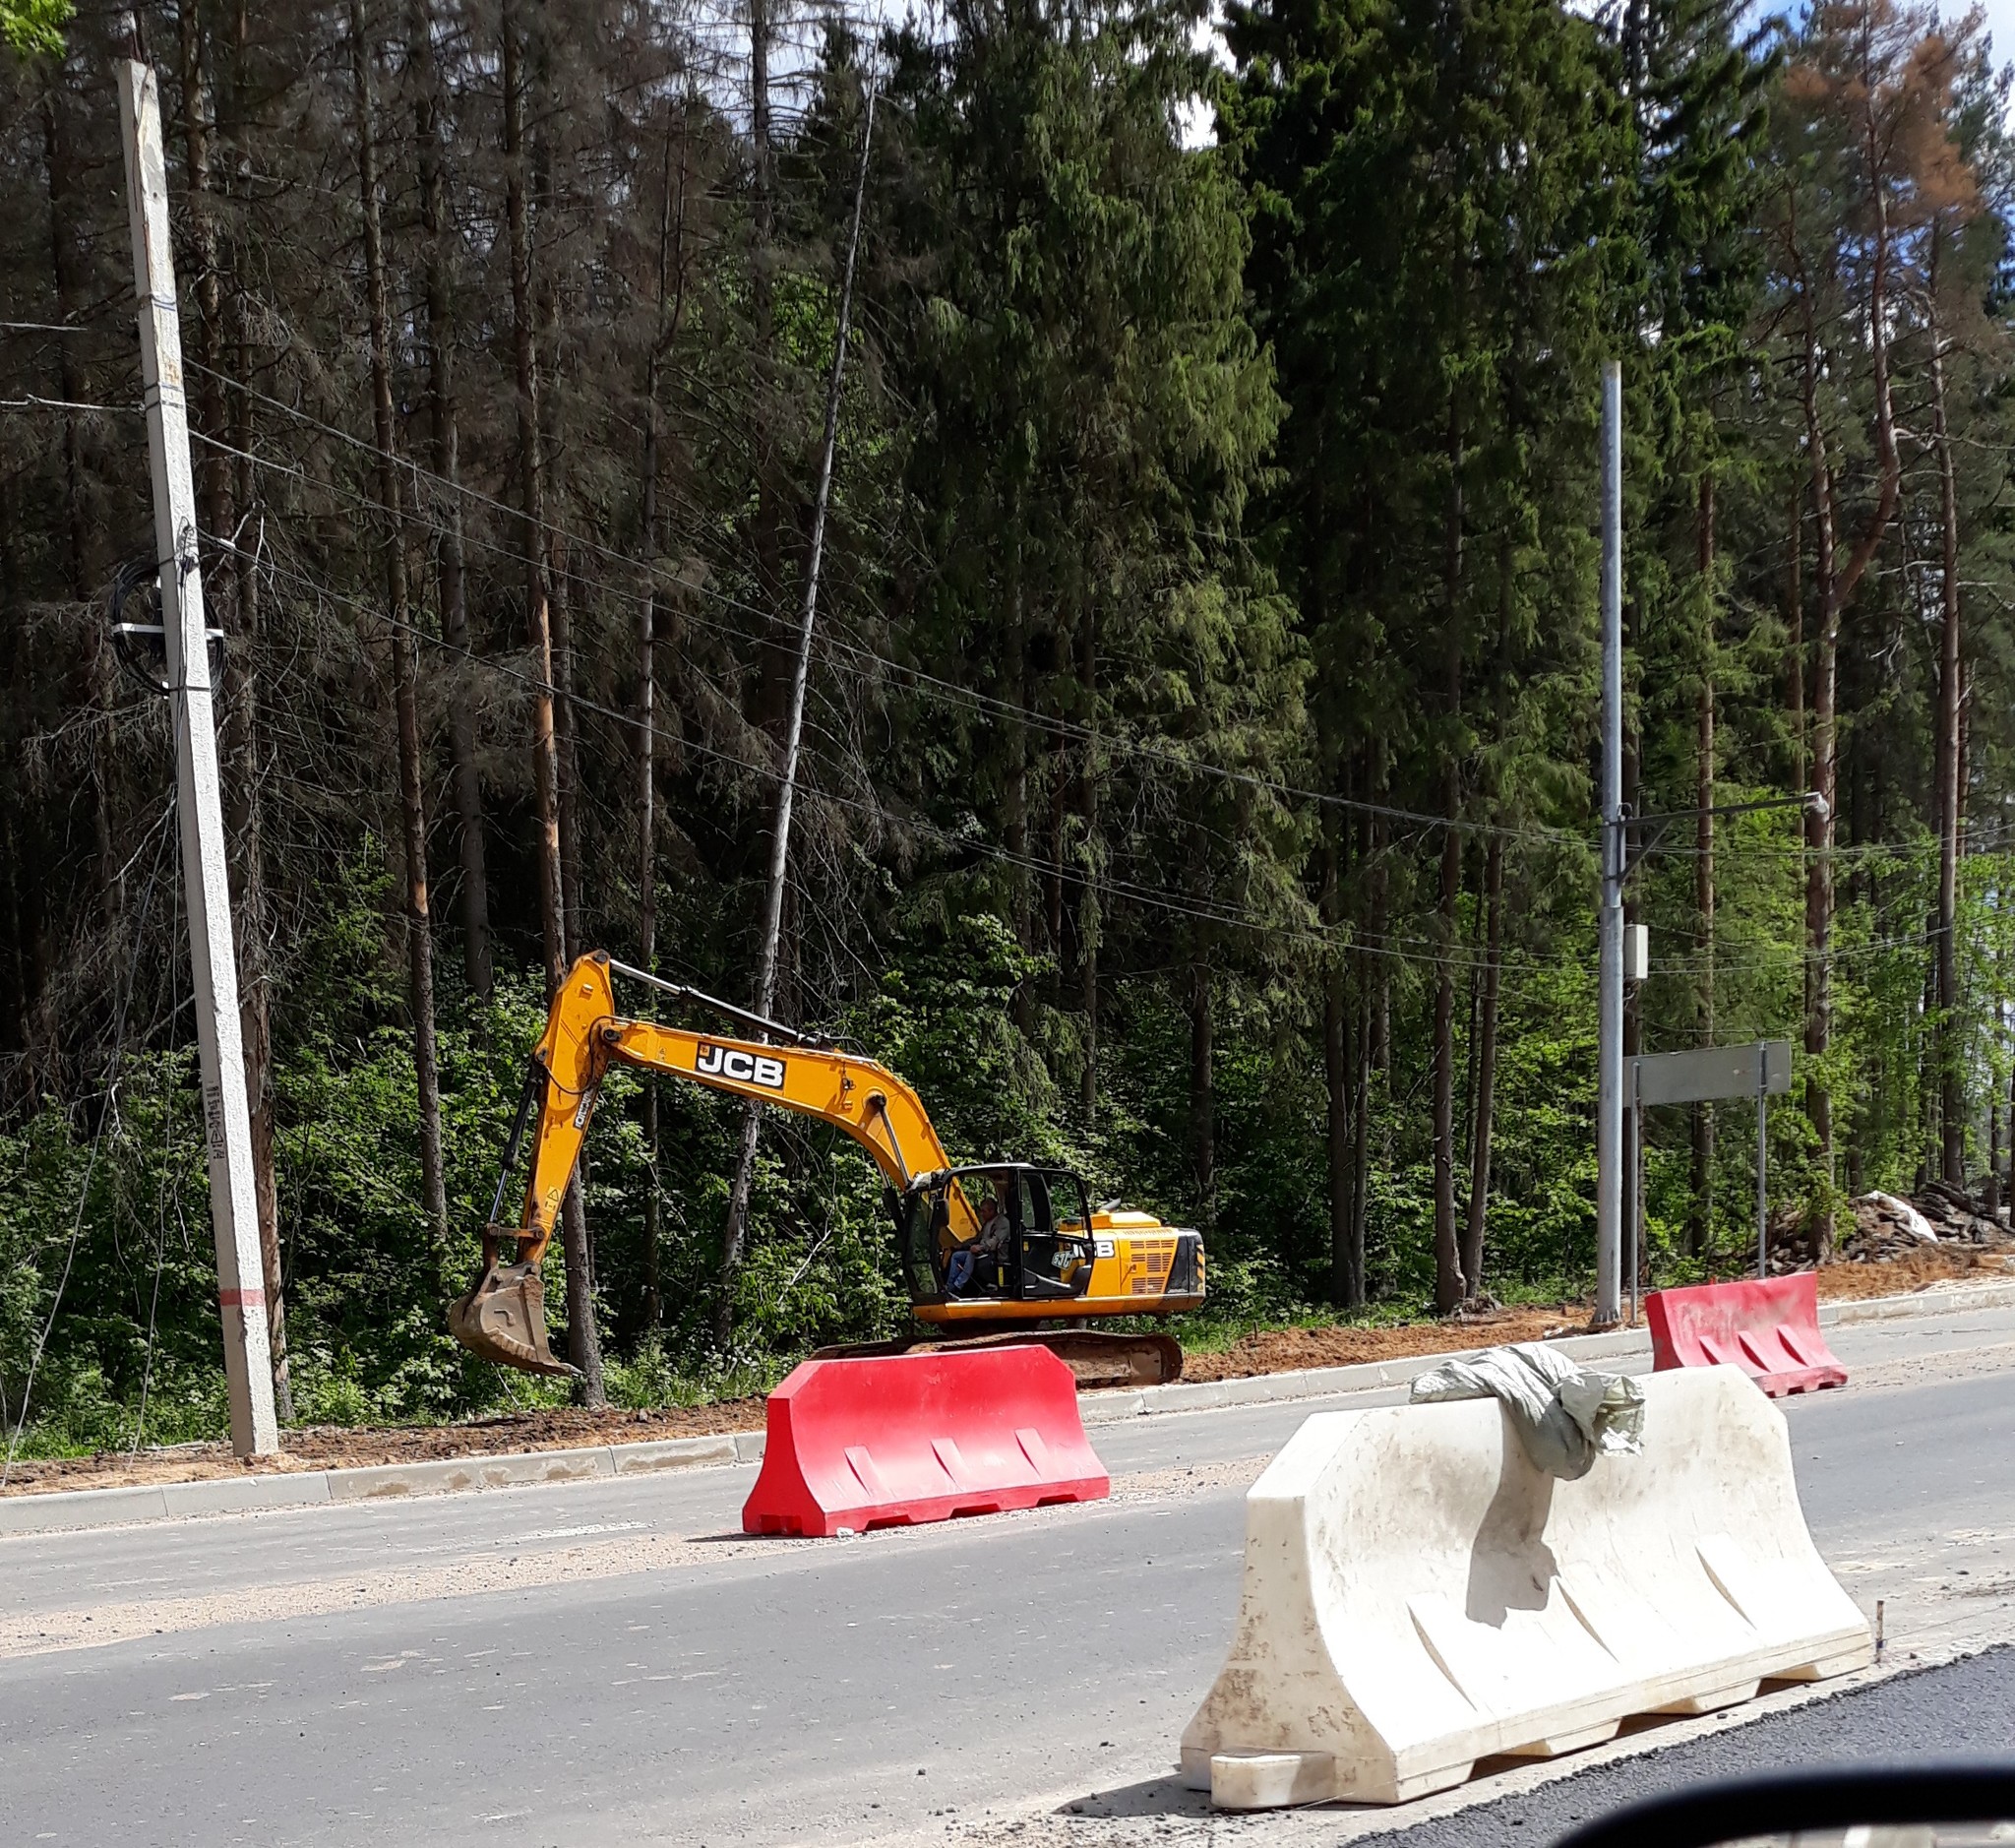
xmin=217 ymin=1287 xmax=265 ymax=1308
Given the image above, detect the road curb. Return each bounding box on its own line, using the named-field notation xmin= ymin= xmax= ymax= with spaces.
xmin=6 ymin=1275 xmax=2010 ymax=1538
xmin=0 ymin=1429 xmax=757 ymax=1537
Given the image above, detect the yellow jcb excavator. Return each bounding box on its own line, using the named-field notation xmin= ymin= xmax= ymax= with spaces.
xmin=448 ymin=953 xmax=1205 ymax=1386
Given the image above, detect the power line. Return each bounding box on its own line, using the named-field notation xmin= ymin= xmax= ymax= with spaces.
xmin=185 ymin=361 xmax=1584 ymax=849
xmin=201 ymin=521 xmax=1560 ymax=978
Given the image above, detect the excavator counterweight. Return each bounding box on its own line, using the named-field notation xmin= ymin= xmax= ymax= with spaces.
xmin=450 ymin=953 xmax=1204 ymax=1385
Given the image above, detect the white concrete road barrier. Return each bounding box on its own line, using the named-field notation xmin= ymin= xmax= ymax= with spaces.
xmin=1181 ymin=1365 xmax=1871 ymax=1809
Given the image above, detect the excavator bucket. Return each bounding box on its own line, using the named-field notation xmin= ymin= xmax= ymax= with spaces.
xmin=448 ymin=1250 xmax=578 ymax=1379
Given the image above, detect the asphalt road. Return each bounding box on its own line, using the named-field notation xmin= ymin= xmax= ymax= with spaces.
xmin=1374 ymin=1644 xmax=2015 ymax=1848
xmin=5 ymin=1301 xmax=2015 ymax=1848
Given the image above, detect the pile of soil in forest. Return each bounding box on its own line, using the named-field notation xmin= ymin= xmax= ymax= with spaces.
xmin=1852 ymin=1181 xmax=2014 ymax=1253
xmin=7 ymin=1244 xmax=2010 ymax=1500
xmin=1809 ymin=1242 xmax=2014 ymax=1299
xmin=1763 ymin=1183 xmax=2015 ymax=1273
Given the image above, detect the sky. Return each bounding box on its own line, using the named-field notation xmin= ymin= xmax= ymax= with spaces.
xmin=1971 ymin=0 xmax=2015 ymax=71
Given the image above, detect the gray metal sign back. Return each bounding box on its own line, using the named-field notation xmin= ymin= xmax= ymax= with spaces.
xmin=1630 ymin=1040 xmax=1792 ymax=1109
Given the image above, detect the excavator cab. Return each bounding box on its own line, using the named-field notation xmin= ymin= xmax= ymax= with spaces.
xmin=896 ymin=1164 xmax=1097 ymax=1307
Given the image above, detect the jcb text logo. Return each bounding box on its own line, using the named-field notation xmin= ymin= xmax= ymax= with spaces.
xmin=696 ymin=1042 xmax=787 ymax=1089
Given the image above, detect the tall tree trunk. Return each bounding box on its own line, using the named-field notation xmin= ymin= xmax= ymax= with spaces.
xmin=718 ymin=89 xmax=874 ymax=1336
xmin=1046 ymin=772 xmax=1068 ymax=988
xmin=1796 ymin=144 xmax=1901 ymax=1197
xmin=503 ymin=0 xmax=601 ymax=1400
xmin=350 ymin=0 xmax=448 ymax=1254
xmin=411 ymin=0 xmax=489 ymax=1000
xmin=1078 ymin=606 xmax=1100 ymax=1121
xmin=1461 ymin=832 xmax=1500 ymax=1298
xmin=1189 ymin=946 xmax=1213 ymax=1225
xmin=40 ymin=85 xmax=88 ymax=599
xmin=1692 ymin=473 xmax=1717 ymax=1255
xmin=636 ymin=100 xmax=690 ymax=1332
xmin=225 ymin=0 xmax=290 ymax=1421
xmin=715 ymin=0 xmax=782 ymax=1345
xmin=1787 ymin=479 xmax=1805 ymax=793
xmin=176 ymin=0 xmax=231 ymax=555
xmin=747 ymin=0 xmax=788 ymax=737
xmin=504 ymin=0 xmax=563 ymax=996
xmin=1370 ymin=745 xmax=1389 ymax=1074
xmin=42 ymin=81 xmax=122 ymax=941
xmin=1928 ymin=228 xmax=1966 ymax=1187
xmin=641 ymin=104 xmax=689 ymax=1329
xmin=1432 ymin=405 xmax=1463 ymax=1317
xmin=1006 ymin=532 xmax=1033 ymax=1035
xmin=1324 ymin=793 xmax=1360 ymax=1308
xmin=550 ymin=525 xmax=583 ymax=955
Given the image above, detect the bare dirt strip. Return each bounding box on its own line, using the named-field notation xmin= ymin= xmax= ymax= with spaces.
xmin=3 ymin=1247 xmax=2006 ymax=1501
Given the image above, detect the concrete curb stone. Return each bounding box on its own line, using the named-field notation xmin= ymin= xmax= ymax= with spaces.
xmin=326 ymin=1445 xmax=615 ymax=1502
xmin=161 ymin=1474 xmax=331 ymax=1517
xmin=0 ymin=1484 xmax=172 ymax=1533
xmin=610 ymin=1435 xmax=741 ymax=1476
xmin=7 ymin=1275 xmax=2011 ymax=1538
xmin=0 ymin=1429 xmax=761 ymax=1537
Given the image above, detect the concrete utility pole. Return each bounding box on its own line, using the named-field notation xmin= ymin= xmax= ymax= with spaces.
xmin=117 ymin=52 xmax=279 ymax=1457
xmin=1596 ymin=359 xmax=1624 ymax=1328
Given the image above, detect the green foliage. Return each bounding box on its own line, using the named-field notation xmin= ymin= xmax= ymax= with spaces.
xmin=5 ymin=0 xmax=2015 ymax=1456
xmin=1 ymin=0 xmax=70 ymax=57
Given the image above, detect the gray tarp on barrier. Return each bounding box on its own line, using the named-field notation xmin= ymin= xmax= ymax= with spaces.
xmin=1409 ymin=1341 xmax=1645 ymax=1479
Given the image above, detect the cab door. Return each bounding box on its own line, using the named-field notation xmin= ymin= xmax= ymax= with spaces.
xmin=1015 ymin=1170 xmax=1094 ymax=1301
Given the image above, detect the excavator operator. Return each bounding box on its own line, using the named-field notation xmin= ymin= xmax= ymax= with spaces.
xmin=946 ymin=1191 xmax=1011 ymax=1295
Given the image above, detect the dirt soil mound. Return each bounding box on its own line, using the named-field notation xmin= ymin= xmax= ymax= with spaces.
xmin=6 ymin=1247 xmax=2009 ymax=1502
xmin=1180 ymin=1305 xmax=1585 ymax=1383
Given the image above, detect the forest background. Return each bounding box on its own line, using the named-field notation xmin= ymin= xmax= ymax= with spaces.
xmin=2 ymin=0 xmax=2011 ymax=1450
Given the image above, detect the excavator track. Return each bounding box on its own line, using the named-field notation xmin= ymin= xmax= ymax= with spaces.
xmin=810 ymin=1327 xmax=1183 ymax=1388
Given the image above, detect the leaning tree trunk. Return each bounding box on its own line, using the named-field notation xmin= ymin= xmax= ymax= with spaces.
xmin=1928 ymin=228 xmax=1967 ymax=1187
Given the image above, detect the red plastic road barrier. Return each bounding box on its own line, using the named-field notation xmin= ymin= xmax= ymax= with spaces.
xmin=1646 ymin=1271 xmax=1847 ymax=1397
xmin=741 ymin=1346 xmax=1110 ymax=1537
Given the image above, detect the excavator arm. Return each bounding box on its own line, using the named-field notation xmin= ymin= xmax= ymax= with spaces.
xmin=449 ymin=953 xmax=958 ymax=1375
